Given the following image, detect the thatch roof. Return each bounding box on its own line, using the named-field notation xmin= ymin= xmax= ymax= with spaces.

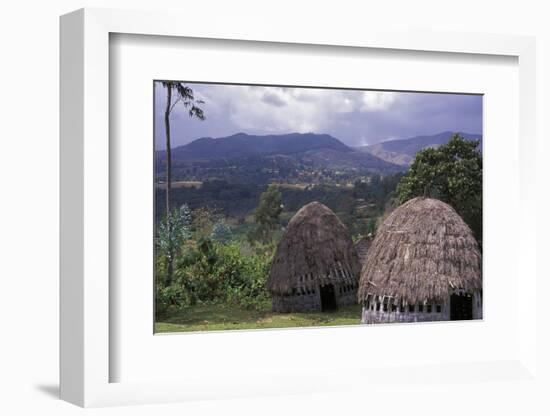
xmin=267 ymin=202 xmax=360 ymax=295
xmin=357 ymin=197 xmax=481 ymax=305
xmin=355 ymin=235 xmax=373 ymax=266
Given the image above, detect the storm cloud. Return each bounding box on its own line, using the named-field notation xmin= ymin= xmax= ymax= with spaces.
xmin=154 ymin=82 xmax=482 ymax=149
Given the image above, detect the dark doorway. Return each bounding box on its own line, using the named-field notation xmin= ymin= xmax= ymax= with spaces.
xmin=320 ymin=284 xmax=337 ymax=312
xmin=450 ymin=293 xmax=473 ymax=320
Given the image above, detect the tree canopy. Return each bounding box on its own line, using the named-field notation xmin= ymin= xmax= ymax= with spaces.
xmin=248 ymin=185 xmax=283 ymax=244
xmin=396 ymin=134 xmax=482 ymax=245
xmin=161 ymin=81 xmax=205 ymax=120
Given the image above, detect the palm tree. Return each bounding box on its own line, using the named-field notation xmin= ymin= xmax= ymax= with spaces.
xmin=160 ymin=81 xmax=205 ymax=286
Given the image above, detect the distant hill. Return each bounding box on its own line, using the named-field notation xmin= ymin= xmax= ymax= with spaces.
xmin=167 ymin=132 xmax=352 ymax=161
xmin=156 ymin=132 xmax=405 ymax=182
xmin=356 ymin=131 xmax=482 ymax=166
xmin=301 ymin=148 xmax=405 ymax=171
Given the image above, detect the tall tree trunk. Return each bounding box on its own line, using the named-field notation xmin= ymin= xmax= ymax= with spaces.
xmin=164 ymin=85 xmax=172 ymax=216
xmin=164 ymin=84 xmax=173 ymax=287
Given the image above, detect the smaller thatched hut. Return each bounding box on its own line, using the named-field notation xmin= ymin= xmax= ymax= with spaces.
xmin=268 ymin=202 xmax=361 ymax=312
xmin=358 ymin=197 xmax=482 ymax=323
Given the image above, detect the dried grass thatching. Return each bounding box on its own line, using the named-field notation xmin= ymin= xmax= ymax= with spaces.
xmin=267 ymin=202 xmax=360 ymax=295
xmin=357 ymin=197 xmax=481 ymax=305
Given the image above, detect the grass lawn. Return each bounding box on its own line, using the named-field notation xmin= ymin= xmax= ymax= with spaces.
xmin=155 ymin=302 xmax=363 ymax=333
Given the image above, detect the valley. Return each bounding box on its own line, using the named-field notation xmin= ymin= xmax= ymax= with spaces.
xmin=154 ymin=131 xmax=480 ymax=240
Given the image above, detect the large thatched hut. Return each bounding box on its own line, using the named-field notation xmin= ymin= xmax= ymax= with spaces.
xmin=358 ymin=197 xmax=482 ymax=323
xmin=268 ymin=201 xmax=361 ymax=312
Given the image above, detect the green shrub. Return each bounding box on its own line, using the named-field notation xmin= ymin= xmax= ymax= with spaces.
xmin=210 ymin=219 xmax=233 ymax=243
xmin=155 ymin=283 xmax=188 ymax=319
xmin=161 ymin=240 xmax=272 ymax=311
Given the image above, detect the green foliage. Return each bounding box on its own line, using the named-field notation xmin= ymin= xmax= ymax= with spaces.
xmin=191 ymin=206 xmax=221 ymax=239
xmin=366 ymin=217 xmax=377 ymax=235
xmin=179 ymin=203 xmax=192 ymax=226
xmin=248 ymin=185 xmax=283 ymax=244
xmin=159 ymin=240 xmax=272 ymax=310
xmin=353 ymin=173 xmax=403 ymax=210
xmin=396 ymin=134 xmax=482 ymax=244
xmin=156 ymin=205 xmax=192 ymax=255
xmin=161 ymin=81 xmax=205 ymax=120
xmin=155 ymin=283 xmax=188 ymax=319
xmin=154 ymin=202 xmax=273 ymax=314
xmin=254 ymin=185 xmax=283 ymax=229
xmin=156 ymin=204 xmax=192 ymax=286
xmin=347 ymin=173 xmax=403 ymax=237
xmin=210 ymin=219 xmax=233 ymax=243
xmin=154 ymin=168 xmax=408 ymax=319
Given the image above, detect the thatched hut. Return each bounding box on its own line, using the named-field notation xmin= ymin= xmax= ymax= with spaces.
xmin=268 ymin=202 xmax=361 ymax=312
xmin=358 ymin=197 xmax=482 ymax=323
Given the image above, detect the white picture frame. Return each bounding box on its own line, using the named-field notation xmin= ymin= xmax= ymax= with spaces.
xmin=60 ymin=8 xmax=538 ymax=408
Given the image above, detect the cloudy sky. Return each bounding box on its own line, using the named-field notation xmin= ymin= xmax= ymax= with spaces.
xmin=154 ymin=82 xmax=482 ymax=149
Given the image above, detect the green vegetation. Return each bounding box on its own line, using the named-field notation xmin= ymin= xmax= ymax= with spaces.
xmin=156 ymin=204 xmax=192 ymax=286
xmin=210 ymin=219 xmax=233 ymax=243
xmin=155 ymin=302 xmax=362 ymax=333
xmin=154 ymin=131 xmax=482 ymax=333
xmin=155 ymin=239 xmax=272 ymax=317
xmin=247 ymin=185 xmax=283 ymax=244
xmin=154 ymin=178 xmax=398 ymax=331
xmin=396 ymin=134 xmax=482 ymax=245
xmin=156 ymin=177 xmax=401 ymax=237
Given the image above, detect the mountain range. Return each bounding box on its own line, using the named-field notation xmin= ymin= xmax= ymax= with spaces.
xmin=169 ymin=132 xmax=351 ymax=160
xmin=156 ymin=132 xmax=405 ymax=181
xmin=356 ymin=131 xmax=482 ymax=166
xmin=155 ymin=131 xmax=482 ymax=182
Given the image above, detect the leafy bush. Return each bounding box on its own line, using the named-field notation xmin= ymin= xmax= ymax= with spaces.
xmin=156 ymin=204 xmax=192 ymax=258
xmin=247 ymin=185 xmax=282 ymax=245
xmin=156 ymin=204 xmax=193 ymax=286
xmin=210 ymin=220 xmax=233 ymax=243
xmin=159 ymin=239 xmax=272 ymax=311
xmin=155 ymin=283 xmax=189 ymax=319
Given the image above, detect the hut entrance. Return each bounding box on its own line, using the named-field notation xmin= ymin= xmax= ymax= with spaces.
xmin=320 ymin=284 xmax=337 ymax=312
xmin=450 ymin=293 xmax=473 ymax=320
